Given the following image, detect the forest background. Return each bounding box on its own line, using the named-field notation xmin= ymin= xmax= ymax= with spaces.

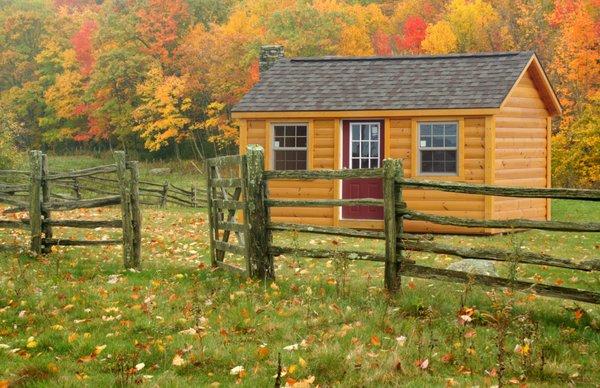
xmin=0 ymin=0 xmax=597 ymax=187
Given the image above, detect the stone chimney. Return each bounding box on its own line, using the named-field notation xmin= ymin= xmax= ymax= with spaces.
xmin=259 ymin=45 xmax=284 ymax=74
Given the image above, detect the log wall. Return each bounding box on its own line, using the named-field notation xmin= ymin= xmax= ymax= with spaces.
xmin=494 ymin=70 xmax=550 ymax=221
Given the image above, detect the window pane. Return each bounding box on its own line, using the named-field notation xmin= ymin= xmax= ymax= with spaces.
xmin=445 ymin=161 xmax=456 ymax=173
xmin=432 ymin=162 xmax=445 ymax=172
xmin=296 ymin=125 xmax=307 ymax=137
xmin=444 ymin=124 xmax=457 ymax=137
xmin=371 ymin=158 xmax=379 ymax=168
xmin=445 ymin=136 xmax=456 ymax=147
xmin=361 ymin=159 xmax=369 ymax=168
xmin=421 ymin=150 xmax=433 ymax=162
xmin=285 ymin=126 xmax=295 ymax=136
xmin=275 ymin=160 xmax=286 ymax=170
xmin=352 ymin=159 xmax=359 ymax=169
xmin=284 ymin=137 xmax=295 ymax=147
xmin=422 ymin=161 xmax=432 ymax=172
xmin=433 ymin=150 xmax=444 ymax=161
xmin=274 ymin=126 xmax=285 ymax=137
xmin=432 ymin=124 xmax=444 ymax=136
xmin=297 ymin=136 xmax=306 ymax=147
xmin=445 ymin=150 xmax=456 ymax=161
xmin=421 ymin=136 xmax=431 ymax=148
xmin=421 ymin=124 xmax=432 ymax=136
xmin=432 ymin=135 xmax=444 ymax=147
xmin=370 ymin=142 xmax=379 ymax=157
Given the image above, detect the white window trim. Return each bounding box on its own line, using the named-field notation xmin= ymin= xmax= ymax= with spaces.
xmin=271 ymin=122 xmax=309 ymax=170
xmin=348 ymin=121 xmax=382 ymax=169
xmin=417 ymin=121 xmax=459 ymax=176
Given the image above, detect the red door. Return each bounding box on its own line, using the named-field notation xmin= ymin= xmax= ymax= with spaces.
xmin=342 ymin=120 xmax=384 ymax=220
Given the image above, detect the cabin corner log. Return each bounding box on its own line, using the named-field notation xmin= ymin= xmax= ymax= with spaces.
xmin=246 ymin=145 xmax=274 ymax=280
xmin=398 ymin=178 xmax=600 ymax=201
xmin=401 ymin=263 xmax=600 ymax=304
xmin=401 ymin=209 xmax=600 ymax=232
xmin=29 ymin=151 xmax=43 ymax=255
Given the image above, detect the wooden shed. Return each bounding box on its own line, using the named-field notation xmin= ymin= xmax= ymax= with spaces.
xmin=232 ymin=47 xmax=562 ymax=234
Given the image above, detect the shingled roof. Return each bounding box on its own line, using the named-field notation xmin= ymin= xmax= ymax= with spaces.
xmin=233 ymin=51 xmax=536 ymax=112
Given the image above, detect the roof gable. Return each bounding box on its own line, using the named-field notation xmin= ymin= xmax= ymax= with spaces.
xmin=233 ymin=51 xmax=558 ymax=114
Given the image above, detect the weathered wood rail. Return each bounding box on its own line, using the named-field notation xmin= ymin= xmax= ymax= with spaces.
xmin=0 ymin=151 xmax=142 ymax=269
xmin=205 ymin=145 xmax=600 ymax=305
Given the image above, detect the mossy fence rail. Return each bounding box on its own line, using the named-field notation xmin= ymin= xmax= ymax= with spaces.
xmin=0 ymin=151 xmax=141 ymax=269
xmin=207 ymin=145 xmax=600 ymax=305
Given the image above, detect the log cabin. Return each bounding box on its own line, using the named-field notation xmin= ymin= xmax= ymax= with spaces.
xmin=231 ymin=46 xmax=562 ymax=234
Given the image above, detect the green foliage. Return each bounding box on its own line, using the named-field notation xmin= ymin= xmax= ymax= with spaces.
xmin=0 ymin=107 xmax=23 ymax=169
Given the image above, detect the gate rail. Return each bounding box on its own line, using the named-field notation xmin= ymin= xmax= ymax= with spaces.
xmin=206 ymin=145 xmax=600 ymax=304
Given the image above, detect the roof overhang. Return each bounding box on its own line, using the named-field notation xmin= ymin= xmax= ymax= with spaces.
xmin=232 ymin=108 xmax=501 ymax=119
xmin=500 ymin=54 xmax=562 ymax=116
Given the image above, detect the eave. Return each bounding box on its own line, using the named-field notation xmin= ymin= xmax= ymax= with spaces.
xmin=232 ymin=108 xmax=501 ymax=120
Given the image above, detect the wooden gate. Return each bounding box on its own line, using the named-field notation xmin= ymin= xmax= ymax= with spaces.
xmin=206 ymin=154 xmax=249 ymax=275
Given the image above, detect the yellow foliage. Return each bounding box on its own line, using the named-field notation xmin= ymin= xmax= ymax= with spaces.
xmin=338 ymin=25 xmax=374 ymax=56
xmin=421 ymin=21 xmax=458 ymax=54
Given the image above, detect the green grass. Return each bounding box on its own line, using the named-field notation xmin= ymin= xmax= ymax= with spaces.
xmin=0 ymin=155 xmax=599 ymax=386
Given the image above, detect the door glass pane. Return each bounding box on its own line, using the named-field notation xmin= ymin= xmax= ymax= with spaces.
xmin=352 ymin=124 xmax=360 ymax=140
xmin=361 ymin=143 xmax=369 ymax=157
xmin=361 ymin=124 xmax=369 ymax=140
xmin=352 ymin=159 xmax=359 ymax=169
xmin=370 ymin=142 xmax=378 ymax=158
xmin=371 ymin=158 xmax=379 ymax=168
xmin=352 ymin=142 xmax=359 ymax=157
xmin=361 ymin=159 xmax=369 ymax=168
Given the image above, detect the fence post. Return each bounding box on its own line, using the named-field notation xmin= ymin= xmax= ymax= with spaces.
xmin=129 ymin=161 xmax=142 ymax=269
xmin=72 ymin=175 xmax=81 ymax=200
xmin=383 ymin=159 xmax=402 ymax=292
xmin=160 ymin=181 xmax=168 ymax=207
xmin=191 ymin=185 xmax=197 ymax=207
xmin=29 ymin=150 xmax=43 ymax=255
xmin=115 ymin=151 xmax=134 ymax=269
xmin=245 ymin=145 xmax=273 ymax=280
xmin=41 ymin=153 xmax=53 ymax=254
xmin=205 ymin=163 xmax=217 ymax=267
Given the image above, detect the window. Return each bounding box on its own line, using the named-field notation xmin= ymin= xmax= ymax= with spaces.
xmin=418 ymin=122 xmax=458 ymax=174
xmin=350 ymin=122 xmax=380 ymax=169
xmin=273 ymin=123 xmax=308 ymax=170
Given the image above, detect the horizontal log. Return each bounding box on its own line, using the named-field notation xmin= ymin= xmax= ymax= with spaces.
xmin=264 ymin=168 xmax=383 ymax=180
xmin=267 ymin=222 xmax=432 ymax=241
xmin=44 ymin=238 xmax=122 ymax=246
xmin=217 ymin=221 xmax=245 ymax=233
xmin=0 ymin=170 xmax=29 ymax=176
xmin=44 ymin=219 xmax=123 ymax=228
xmin=46 ymin=165 xmax=118 ymax=180
xmin=0 ymin=219 xmax=29 ymax=229
xmin=169 ymin=183 xmax=192 ymax=195
xmin=166 ymin=192 xmax=193 ymax=204
xmin=403 ymin=240 xmax=599 ymax=272
xmin=138 ymin=180 xmax=165 ymax=188
xmin=214 ymin=240 xmax=245 ymax=255
xmin=166 ymin=197 xmax=194 ymax=207
xmin=0 ymin=184 xmax=29 ymax=192
xmin=0 ymin=195 xmax=28 ymax=208
xmin=213 ymin=199 xmax=245 ymax=210
xmin=211 ymin=178 xmax=244 ymax=188
xmin=216 ymin=261 xmax=247 ymax=276
xmin=207 ymin=155 xmax=243 ymax=167
xmin=401 ymin=209 xmax=600 ymax=232
xmin=398 ymin=178 xmax=600 ymax=201
xmin=79 ymin=175 xmax=119 ymax=184
xmin=266 ymin=198 xmax=384 ymax=207
xmin=270 ymin=245 xmax=386 ymax=262
xmin=401 ymin=263 xmax=600 ymax=304
xmin=42 ymin=196 xmax=121 ymax=211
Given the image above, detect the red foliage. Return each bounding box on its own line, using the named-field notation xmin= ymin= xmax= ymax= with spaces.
xmin=136 ymin=0 xmax=189 ymax=68
xmin=548 ymin=0 xmax=579 ymax=26
xmin=71 ymin=20 xmax=97 ymax=76
xmin=395 ymin=16 xmax=427 ymax=53
xmin=372 ymin=29 xmax=392 ymax=56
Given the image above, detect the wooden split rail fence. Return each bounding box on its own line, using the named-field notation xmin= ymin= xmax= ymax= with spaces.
xmin=0 ymin=151 xmax=141 ymax=269
xmin=206 ymin=145 xmax=600 ymax=304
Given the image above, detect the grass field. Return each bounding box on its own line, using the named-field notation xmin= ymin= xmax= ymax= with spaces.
xmin=0 ymin=155 xmax=599 ymax=386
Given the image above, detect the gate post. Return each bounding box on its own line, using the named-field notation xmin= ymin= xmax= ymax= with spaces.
xmin=245 ymin=145 xmax=274 ymax=280
xmin=129 ymin=161 xmax=142 ymax=269
xmin=115 ymin=151 xmax=135 ymax=269
xmin=383 ymin=159 xmax=402 ymax=292
xmin=29 ymin=150 xmax=43 ymax=255
xmin=41 ymin=153 xmax=53 ymax=254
